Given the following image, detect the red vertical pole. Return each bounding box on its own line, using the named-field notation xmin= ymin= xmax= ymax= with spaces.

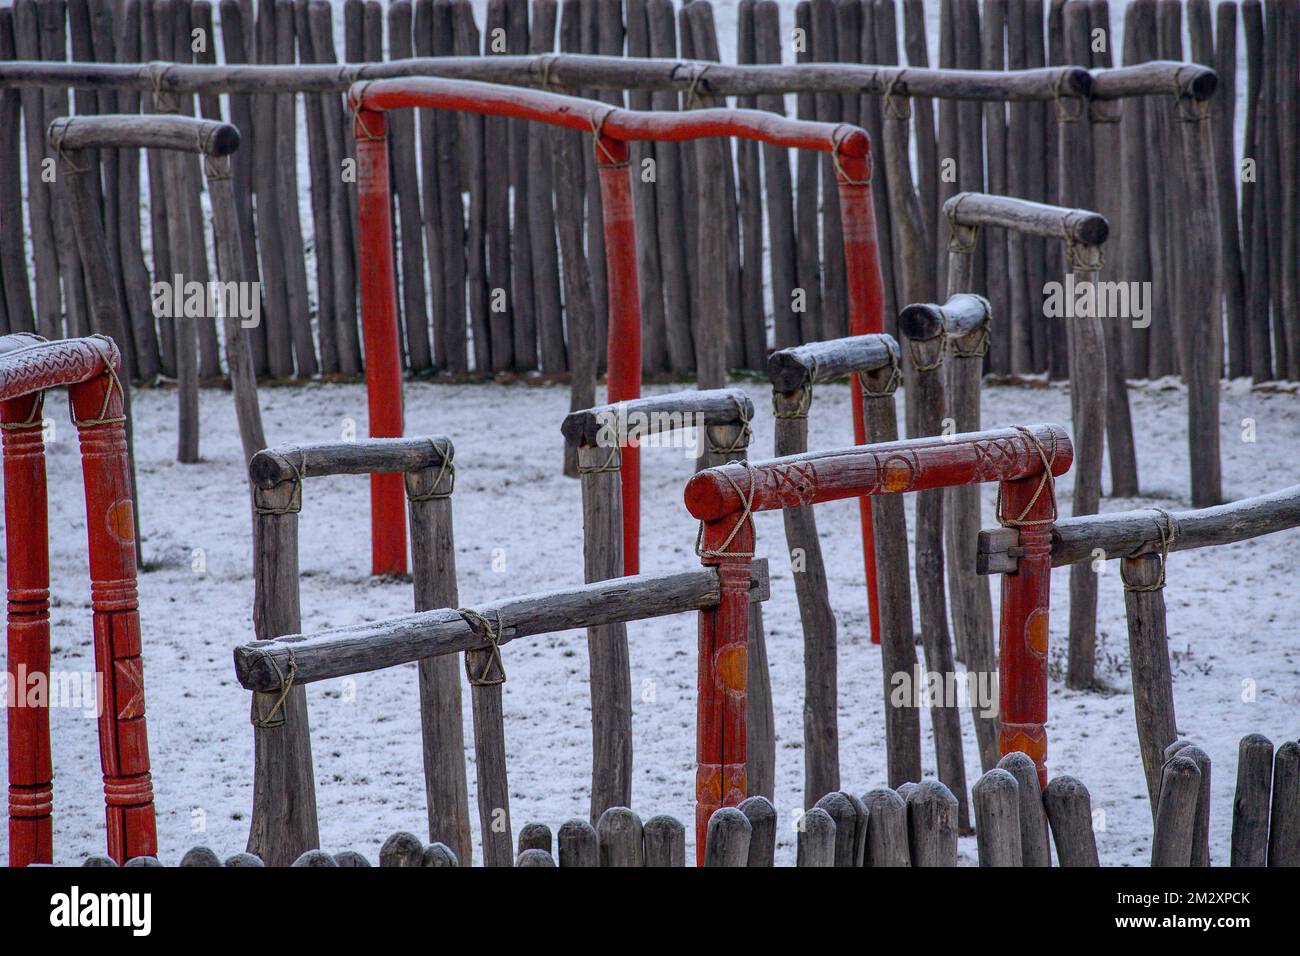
xmin=997 ymin=474 xmax=1056 ymax=789
xmin=354 ymin=105 xmax=408 ymax=576
xmin=837 ymin=146 xmax=887 ymax=645
xmin=595 ymin=133 xmax=642 ymax=575
xmin=2 ymin=393 xmax=53 ymax=867
xmin=69 ymin=364 xmax=157 ymax=864
xmin=694 ymin=515 xmax=753 ymax=863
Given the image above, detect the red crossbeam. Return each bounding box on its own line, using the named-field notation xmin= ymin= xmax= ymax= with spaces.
xmin=684 ymin=424 xmax=1072 ymax=860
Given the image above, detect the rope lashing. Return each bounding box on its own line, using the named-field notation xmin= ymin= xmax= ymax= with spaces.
xmin=949 ymin=298 xmax=992 ymax=360
xmin=1052 ymin=68 xmax=1087 ymax=123
xmin=945 ymin=193 xmax=979 ymax=255
xmin=682 ymin=61 xmax=711 ymax=108
xmin=70 ymin=336 xmax=127 ymax=429
xmin=460 ymin=608 xmax=507 ymax=686
xmin=772 ymin=354 xmax=817 ymax=420
xmin=859 ymin=350 xmax=903 ymax=397
xmin=1062 ymin=211 xmax=1105 ymax=272
xmin=406 ymin=441 xmax=456 ymax=501
xmin=576 ymin=443 xmax=621 ymax=474
xmin=590 ymin=107 xmax=628 ymax=168
xmin=253 ymin=450 xmax=307 ymax=516
xmin=349 ymin=82 xmax=383 ymax=141
xmin=707 ymin=395 xmax=753 ymax=456
xmin=249 ymin=651 xmax=298 ymax=729
xmin=1121 ymin=508 xmax=1178 ymax=593
xmin=203 ymin=154 xmax=231 ymax=182
xmin=695 ymin=460 xmax=758 ymax=560
xmin=49 ymin=120 xmax=92 ymax=176
xmin=882 ymin=69 xmax=912 ymax=121
xmin=995 ymin=425 xmax=1058 ymax=528
xmin=537 ymin=52 xmax=559 ymax=90
xmin=907 ymin=329 xmax=947 ymax=374
xmin=829 ymin=124 xmax=871 ymax=187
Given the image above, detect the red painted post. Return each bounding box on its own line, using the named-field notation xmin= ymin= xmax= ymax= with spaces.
xmin=69 ymin=368 xmax=156 ymax=864
xmin=996 ymin=470 xmax=1058 ymax=790
xmin=2 ymin=391 xmax=52 ymax=867
xmin=836 ymin=134 xmax=887 ymax=645
xmin=352 ymin=104 xmax=409 ymax=577
xmin=685 ymin=424 xmax=1072 ymax=853
xmin=694 ymin=510 xmax=754 ymax=865
xmin=594 ymin=133 xmax=642 ymax=575
xmin=1 ymin=335 xmax=156 ymax=865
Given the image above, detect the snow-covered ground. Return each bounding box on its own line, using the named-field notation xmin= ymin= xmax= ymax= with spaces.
xmin=2 ymin=373 xmax=1295 ymax=865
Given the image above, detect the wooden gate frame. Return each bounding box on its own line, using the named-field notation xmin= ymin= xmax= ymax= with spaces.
xmin=235 ymin=561 xmax=771 ymax=866
xmin=561 ymin=387 xmax=775 ymax=816
xmin=684 ymin=423 xmax=1074 ymax=859
xmin=766 ymin=333 xmax=917 ymax=802
xmin=346 ymin=77 xmax=885 ymax=612
xmin=1 ymin=333 xmax=155 ymax=866
xmin=242 ymin=435 xmax=468 ymax=868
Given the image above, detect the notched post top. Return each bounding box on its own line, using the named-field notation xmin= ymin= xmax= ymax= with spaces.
xmin=943 ymin=191 xmax=1109 ymax=246
xmin=47 ymin=113 xmax=241 ymax=157
xmin=766 ymin=333 xmax=898 ymax=394
xmin=561 ymin=388 xmax=754 ymax=447
xmin=248 ymin=435 xmax=454 ymax=489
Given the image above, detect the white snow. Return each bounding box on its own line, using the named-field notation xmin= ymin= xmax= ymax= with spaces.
xmin=2 ymin=373 xmax=1296 ymax=865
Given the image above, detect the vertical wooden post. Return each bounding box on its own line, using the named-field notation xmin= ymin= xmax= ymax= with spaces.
xmin=694 ymin=511 xmax=754 ymax=864
xmin=860 ymin=356 xmax=922 ymax=788
xmin=943 ymin=299 xmax=999 ymax=771
xmin=575 ymin=442 xmax=633 ymax=821
xmin=527 ymin=0 xmax=566 ymax=376
xmin=1121 ymin=545 xmax=1177 ymax=815
xmin=464 ymin=611 xmax=512 ymax=867
xmin=899 ymin=311 xmax=969 ymax=832
xmin=247 ymin=469 xmax=318 ymax=867
xmin=205 ymin=154 xmax=268 ymax=464
xmin=2 ymin=391 xmax=52 ymax=867
xmin=996 ymin=459 xmax=1057 ymax=789
xmin=793 ymin=0 xmax=822 ymax=342
xmin=352 ymin=103 xmax=408 ymax=576
xmin=70 ymin=351 xmax=157 ymax=864
xmin=405 ymin=441 xmax=472 ymax=865
xmin=594 ymin=133 xmax=642 ymax=574
xmin=772 ymin=386 xmax=838 ymax=805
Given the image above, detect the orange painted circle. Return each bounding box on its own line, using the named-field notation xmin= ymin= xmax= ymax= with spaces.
xmin=106 ymin=499 xmax=135 ymax=544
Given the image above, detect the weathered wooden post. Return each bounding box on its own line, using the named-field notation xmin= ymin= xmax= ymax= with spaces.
xmin=561 ymin=388 xmax=765 ymax=815
xmin=245 ymin=436 xmax=468 ymax=866
xmin=1 ymin=334 xmax=157 ymax=866
xmin=897 ymin=304 xmax=969 ymax=832
xmin=942 ymin=191 xmax=1109 ymax=692
xmin=899 ymin=290 xmax=997 ymax=770
xmin=767 ymin=333 xmax=918 ymax=799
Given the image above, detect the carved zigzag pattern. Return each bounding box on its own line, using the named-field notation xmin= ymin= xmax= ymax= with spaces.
xmin=0 ymin=338 xmax=117 ymax=402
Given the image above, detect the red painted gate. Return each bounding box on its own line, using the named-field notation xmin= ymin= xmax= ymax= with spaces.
xmin=349 ymin=78 xmax=885 ymax=643
xmin=684 ymin=423 xmax=1073 ymax=859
